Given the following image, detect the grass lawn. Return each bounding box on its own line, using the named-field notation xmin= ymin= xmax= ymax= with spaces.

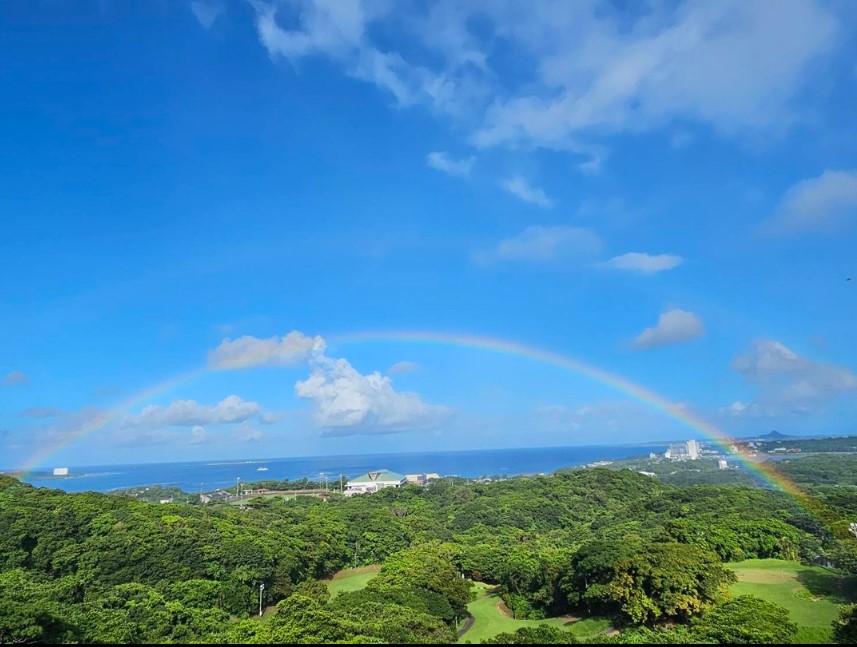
xmin=458 ymin=582 xmax=611 ymax=644
xmin=728 ymin=558 xmax=857 ymax=644
xmin=325 ymin=565 xmax=381 ymax=597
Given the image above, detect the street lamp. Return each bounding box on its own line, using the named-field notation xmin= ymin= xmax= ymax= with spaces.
xmin=259 ymin=582 xmax=265 ymax=617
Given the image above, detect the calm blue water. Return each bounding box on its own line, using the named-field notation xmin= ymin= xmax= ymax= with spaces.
xmin=14 ymin=445 xmax=660 ymax=493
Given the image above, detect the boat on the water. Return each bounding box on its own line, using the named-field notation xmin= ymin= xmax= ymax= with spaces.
xmin=257 ymin=467 xmax=269 ymax=472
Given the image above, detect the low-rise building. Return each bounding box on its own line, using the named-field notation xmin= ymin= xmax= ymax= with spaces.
xmin=200 ymin=491 xmax=230 ymax=504
xmin=405 ymin=473 xmax=443 ymax=485
xmin=344 ymin=470 xmax=406 ymax=496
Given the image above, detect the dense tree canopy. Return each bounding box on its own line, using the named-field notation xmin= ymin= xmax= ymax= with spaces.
xmin=0 ymin=461 xmax=854 ymax=644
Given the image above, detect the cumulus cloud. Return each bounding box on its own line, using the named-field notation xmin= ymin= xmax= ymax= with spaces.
xmin=728 ymin=339 xmax=857 ymax=416
xmin=19 ymin=407 xmax=63 ymax=419
xmin=3 ymin=371 xmax=29 ymax=386
xmin=633 ymin=309 xmax=705 ymax=349
xmin=602 ymin=252 xmax=684 ymax=274
xmin=295 ymin=355 xmax=449 ymax=435
xmin=209 ymin=331 xmax=325 ymax=369
xmin=250 ymin=1 xmax=843 ymax=168
xmin=477 ymin=226 xmax=602 ymax=264
xmin=122 ymin=395 xmax=262 ymax=428
xmin=190 ymin=0 xmax=224 ymax=30
xmin=388 ymin=361 xmax=419 ymax=375
xmin=427 ymin=151 xmax=475 ymax=177
xmin=501 ymin=176 xmax=556 ymax=208
xmin=207 ymin=331 xmax=449 ymax=435
xmin=765 ymin=170 xmax=857 ymax=234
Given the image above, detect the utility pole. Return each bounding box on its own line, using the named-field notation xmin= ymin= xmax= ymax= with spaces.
xmin=340 ymin=474 xmax=344 ymax=493
xmin=259 ymin=582 xmax=265 ymax=617
xmin=236 ymin=477 xmax=241 ymax=498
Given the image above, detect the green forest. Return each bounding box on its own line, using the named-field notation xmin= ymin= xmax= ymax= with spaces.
xmin=2 ymin=457 xmax=857 ymax=644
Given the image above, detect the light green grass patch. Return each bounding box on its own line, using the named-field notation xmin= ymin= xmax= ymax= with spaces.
xmin=458 ymin=583 xmax=611 ymax=644
xmin=727 ymin=558 xmax=857 ymax=645
xmin=325 ymin=565 xmax=381 ymax=597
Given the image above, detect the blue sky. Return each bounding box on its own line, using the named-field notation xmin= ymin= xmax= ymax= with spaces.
xmin=2 ymin=0 xmax=857 ymax=468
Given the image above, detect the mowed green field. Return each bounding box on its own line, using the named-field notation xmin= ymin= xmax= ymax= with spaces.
xmin=458 ymin=582 xmax=612 ymax=644
xmin=728 ymin=559 xmax=857 ymax=644
xmin=325 ymin=565 xmax=381 ymax=596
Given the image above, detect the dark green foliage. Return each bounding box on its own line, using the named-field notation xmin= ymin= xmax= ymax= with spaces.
xmin=833 ymin=604 xmax=857 ymax=644
xmin=564 ymin=541 xmax=735 ymax=624
xmin=484 ymin=625 xmax=579 ymax=643
xmin=692 ymin=595 xmax=797 ymax=644
xmin=1 ymin=461 xmax=855 ymax=644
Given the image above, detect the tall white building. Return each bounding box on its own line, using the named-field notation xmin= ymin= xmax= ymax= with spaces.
xmin=686 ymin=439 xmax=699 ymax=460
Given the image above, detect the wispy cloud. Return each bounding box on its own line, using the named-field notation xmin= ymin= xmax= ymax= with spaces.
xmin=388 ymin=361 xmax=419 ymax=375
xmin=209 ymin=331 xmax=325 ymax=369
xmin=249 ymin=0 xmax=845 ymax=170
xmin=633 ymin=309 xmax=705 ymax=349
xmin=601 ymin=252 xmax=684 ymax=274
xmin=19 ymin=407 xmax=63 ymax=419
xmin=501 ymin=176 xmax=556 ymax=208
xmin=477 ymin=226 xmax=602 ymax=264
xmin=2 ymin=371 xmax=28 ymax=386
xmin=764 ymin=169 xmax=857 ymax=234
xmin=427 ymin=151 xmax=475 ymax=178
xmin=728 ymin=339 xmax=857 ymax=417
xmin=190 ymin=0 xmax=224 ymax=30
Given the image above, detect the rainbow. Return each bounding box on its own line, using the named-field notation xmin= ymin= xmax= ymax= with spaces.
xmin=330 ymin=331 xmax=805 ymax=496
xmin=13 ymin=330 xmax=802 ymax=500
xmin=15 ymin=368 xmax=207 ymax=475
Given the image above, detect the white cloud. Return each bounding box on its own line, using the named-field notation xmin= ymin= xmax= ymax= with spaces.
xmin=190 ymin=425 xmax=208 ymax=444
xmin=765 ymin=170 xmax=857 ymax=234
xmin=601 ymin=252 xmax=684 ymax=274
xmin=728 ymin=339 xmax=857 ymax=416
xmin=249 ymin=1 xmax=844 ymax=167
xmin=427 ymin=151 xmax=475 ymax=177
xmin=295 ymin=355 xmax=449 ymax=435
xmin=206 ymin=330 xmax=449 ymax=436
xmin=388 ymin=361 xmax=419 ymax=375
xmin=209 ymin=331 xmax=325 ymax=369
xmin=3 ymin=371 xmax=29 ymax=386
xmin=478 ymin=226 xmax=602 ymax=264
xmin=501 ymin=176 xmax=556 ymax=208
xmin=122 ymin=395 xmax=262 ymax=428
xmin=190 ymin=0 xmax=224 ymax=30
xmin=633 ymin=309 xmax=705 ymax=349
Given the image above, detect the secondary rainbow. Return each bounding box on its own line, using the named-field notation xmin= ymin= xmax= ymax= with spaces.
xmin=14 ymin=329 xmax=802 ymax=501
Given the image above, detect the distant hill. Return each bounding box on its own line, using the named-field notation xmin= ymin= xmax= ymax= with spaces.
xmin=757 ymin=430 xmax=792 ymax=440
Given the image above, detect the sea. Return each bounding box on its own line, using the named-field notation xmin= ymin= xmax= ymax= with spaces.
xmin=13 ymin=444 xmax=663 ymax=494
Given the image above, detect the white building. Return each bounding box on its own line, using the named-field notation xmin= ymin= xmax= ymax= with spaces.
xmin=718 ymin=459 xmax=728 ymax=470
xmin=686 ymin=439 xmax=700 ymax=460
xmin=344 ymin=470 xmax=407 ymax=497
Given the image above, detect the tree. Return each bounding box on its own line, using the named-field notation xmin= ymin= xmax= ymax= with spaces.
xmin=833 ymin=604 xmax=857 ymax=644
xmin=484 ymin=626 xmax=579 ymax=644
xmin=563 ymin=541 xmax=734 ymax=624
xmin=693 ymin=596 xmax=797 ymax=644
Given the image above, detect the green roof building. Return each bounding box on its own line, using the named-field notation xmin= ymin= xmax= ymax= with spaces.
xmin=344 ymin=469 xmax=407 ymax=496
